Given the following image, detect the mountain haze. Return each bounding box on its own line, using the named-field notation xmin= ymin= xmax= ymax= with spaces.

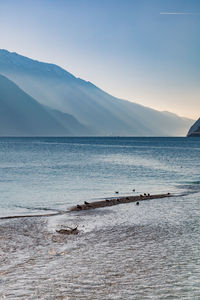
xmin=0 ymin=49 xmax=193 ymax=136
xmin=0 ymin=74 xmax=88 ymax=136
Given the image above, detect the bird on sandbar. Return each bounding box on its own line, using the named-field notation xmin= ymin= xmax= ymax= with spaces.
xmin=106 ymin=199 xmax=110 ymax=202
xmin=115 ymin=191 xmax=119 ymax=194
xmin=77 ymin=205 xmax=82 ymax=210
xmin=136 ymin=202 xmax=139 ymax=205
xmin=140 ymin=194 xmax=143 ymax=197
xmin=132 ymin=189 xmax=135 ymax=192
xmin=126 ymin=197 xmax=129 ymax=200
xmin=72 ymin=226 xmax=78 ymax=232
xmin=148 ymin=193 xmax=150 ymax=196
xmin=84 ymin=201 xmax=90 ymax=205
xmin=144 ymin=193 xmax=147 ymax=196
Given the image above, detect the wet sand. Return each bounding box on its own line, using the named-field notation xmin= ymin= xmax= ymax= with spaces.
xmin=0 ymin=192 xmax=199 ymax=300
xmin=70 ymin=193 xmax=172 ymax=211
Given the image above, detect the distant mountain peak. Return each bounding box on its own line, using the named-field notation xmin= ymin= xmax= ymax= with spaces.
xmin=0 ymin=49 xmax=75 ymax=80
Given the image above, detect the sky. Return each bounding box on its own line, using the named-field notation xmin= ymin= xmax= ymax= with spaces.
xmin=0 ymin=0 xmax=199 ymax=119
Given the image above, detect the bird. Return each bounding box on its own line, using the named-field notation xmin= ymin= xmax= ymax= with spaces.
xmin=106 ymin=199 xmax=110 ymax=202
xmin=77 ymin=205 xmax=82 ymax=210
xmin=132 ymin=189 xmax=135 ymax=192
xmin=115 ymin=191 xmax=119 ymax=194
xmin=167 ymin=192 xmax=170 ymax=195
xmin=126 ymin=197 xmax=129 ymax=200
xmin=117 ymin=199 xmax=120 ymax=202
xmin=72 ymin=226 xmax=78 ymax=232
xmin=140 ymin=194 xmax=143 ymax=197
xmin=144 ymin=193 xmax=147 ymax=196
xmin=148 ymin=193 xmax=150 ymax=196
xmin=136 ymin=202 xmax=139 ymax=205
xmin=84 ymin=201 xmax=89 ymax=205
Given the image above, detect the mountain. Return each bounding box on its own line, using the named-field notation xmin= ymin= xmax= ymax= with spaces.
xmin=0 ymin=49 xmax=194 ymax=136
xmin=187 ymin=118 xmax=200 ymax=137
xmin=0 ymin=74 xmax=88 ymax=136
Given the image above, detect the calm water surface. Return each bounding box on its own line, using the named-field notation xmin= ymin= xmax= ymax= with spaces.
xmin=0 ymin=137 xmax=199 ymax=299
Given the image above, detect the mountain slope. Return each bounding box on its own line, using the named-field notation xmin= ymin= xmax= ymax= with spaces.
xmin=0 ymin=49 xmax=194 ymax=136
xmin=0 ymin=74 xmax=88 ymax=136
xmin=187 ymin=118 xmax=200 ymax=137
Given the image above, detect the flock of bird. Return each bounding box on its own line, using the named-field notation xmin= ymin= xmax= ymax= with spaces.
xmin=74 ymin=189 xmax=170 ymax=210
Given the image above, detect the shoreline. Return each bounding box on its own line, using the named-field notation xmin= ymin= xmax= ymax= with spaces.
xmin=0 ymin=193 xmax=172 ymax=220
xmin=0 ymin=212 xmax=61 ymax=220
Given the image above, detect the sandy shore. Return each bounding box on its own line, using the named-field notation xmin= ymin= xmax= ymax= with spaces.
xmin=70 ymin=193 xmax=172 ymax=211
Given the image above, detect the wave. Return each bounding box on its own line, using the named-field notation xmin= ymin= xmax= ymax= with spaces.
xmin=177 ymin=180 xmax=200 ymax=196
xmin=0 ymin=212 xmax=61 ymax=220
xmin=14 ymin=204 xmax=60 ymax=212
xmin=189 ymin=181 xmax=200 ymax=185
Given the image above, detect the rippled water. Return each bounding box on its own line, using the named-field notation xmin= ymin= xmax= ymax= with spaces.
xmin=0 ymin=137 xmax=200 ymax=299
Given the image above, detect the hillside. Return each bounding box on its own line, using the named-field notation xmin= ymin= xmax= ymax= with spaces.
xmin=0 ymin=49 xmax=194 ymax=136
xmin=0 ymin=74 xmax=88 ymax=136
xmin=187 ymin=118 xmax=200 ymax=137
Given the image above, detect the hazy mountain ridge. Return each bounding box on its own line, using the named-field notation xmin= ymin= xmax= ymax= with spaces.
xmin=0 ymin=49 xmax=194 ymax=136
xmin=187 ymin=118 xmax=200 ymax=137
xmin=0 ymin=74 xmax=89 ymax=136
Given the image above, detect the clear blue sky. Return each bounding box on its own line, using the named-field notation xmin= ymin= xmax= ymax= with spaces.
xmin=0 ymin=0 xmax=199 ymax=119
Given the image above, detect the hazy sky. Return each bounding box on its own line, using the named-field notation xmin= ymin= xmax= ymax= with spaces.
xmin=0 ymin=0 xmax=199 ymax=119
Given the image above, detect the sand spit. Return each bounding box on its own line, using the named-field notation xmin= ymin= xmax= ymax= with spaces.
xmin=0 ymin=193 xmax=172 ymax=220
xmin=70 ymin=193 xmax=172 ymax=211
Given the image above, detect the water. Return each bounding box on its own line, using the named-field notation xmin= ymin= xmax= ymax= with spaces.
xmin=0 ymin=137 xmax=199 ymax=217
xmin=0 ymin=137 xmax=200 ymax=299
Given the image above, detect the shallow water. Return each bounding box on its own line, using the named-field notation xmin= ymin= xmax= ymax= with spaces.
xmin=0 ymin=137 xmax=199 ymax=216
xmin=0 ymin=137 xmax=200 ymax=299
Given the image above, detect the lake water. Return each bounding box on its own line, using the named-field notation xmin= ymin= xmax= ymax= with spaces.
xmin=0 ymin=137 xmax=200 ymax=299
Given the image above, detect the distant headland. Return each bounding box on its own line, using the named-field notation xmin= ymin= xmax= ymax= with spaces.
xmin=187 ymin=118 xmax=200 ymax=137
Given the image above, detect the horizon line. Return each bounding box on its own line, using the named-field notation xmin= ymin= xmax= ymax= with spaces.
xmin=160 ymin=12 xmax=196 ymax=15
